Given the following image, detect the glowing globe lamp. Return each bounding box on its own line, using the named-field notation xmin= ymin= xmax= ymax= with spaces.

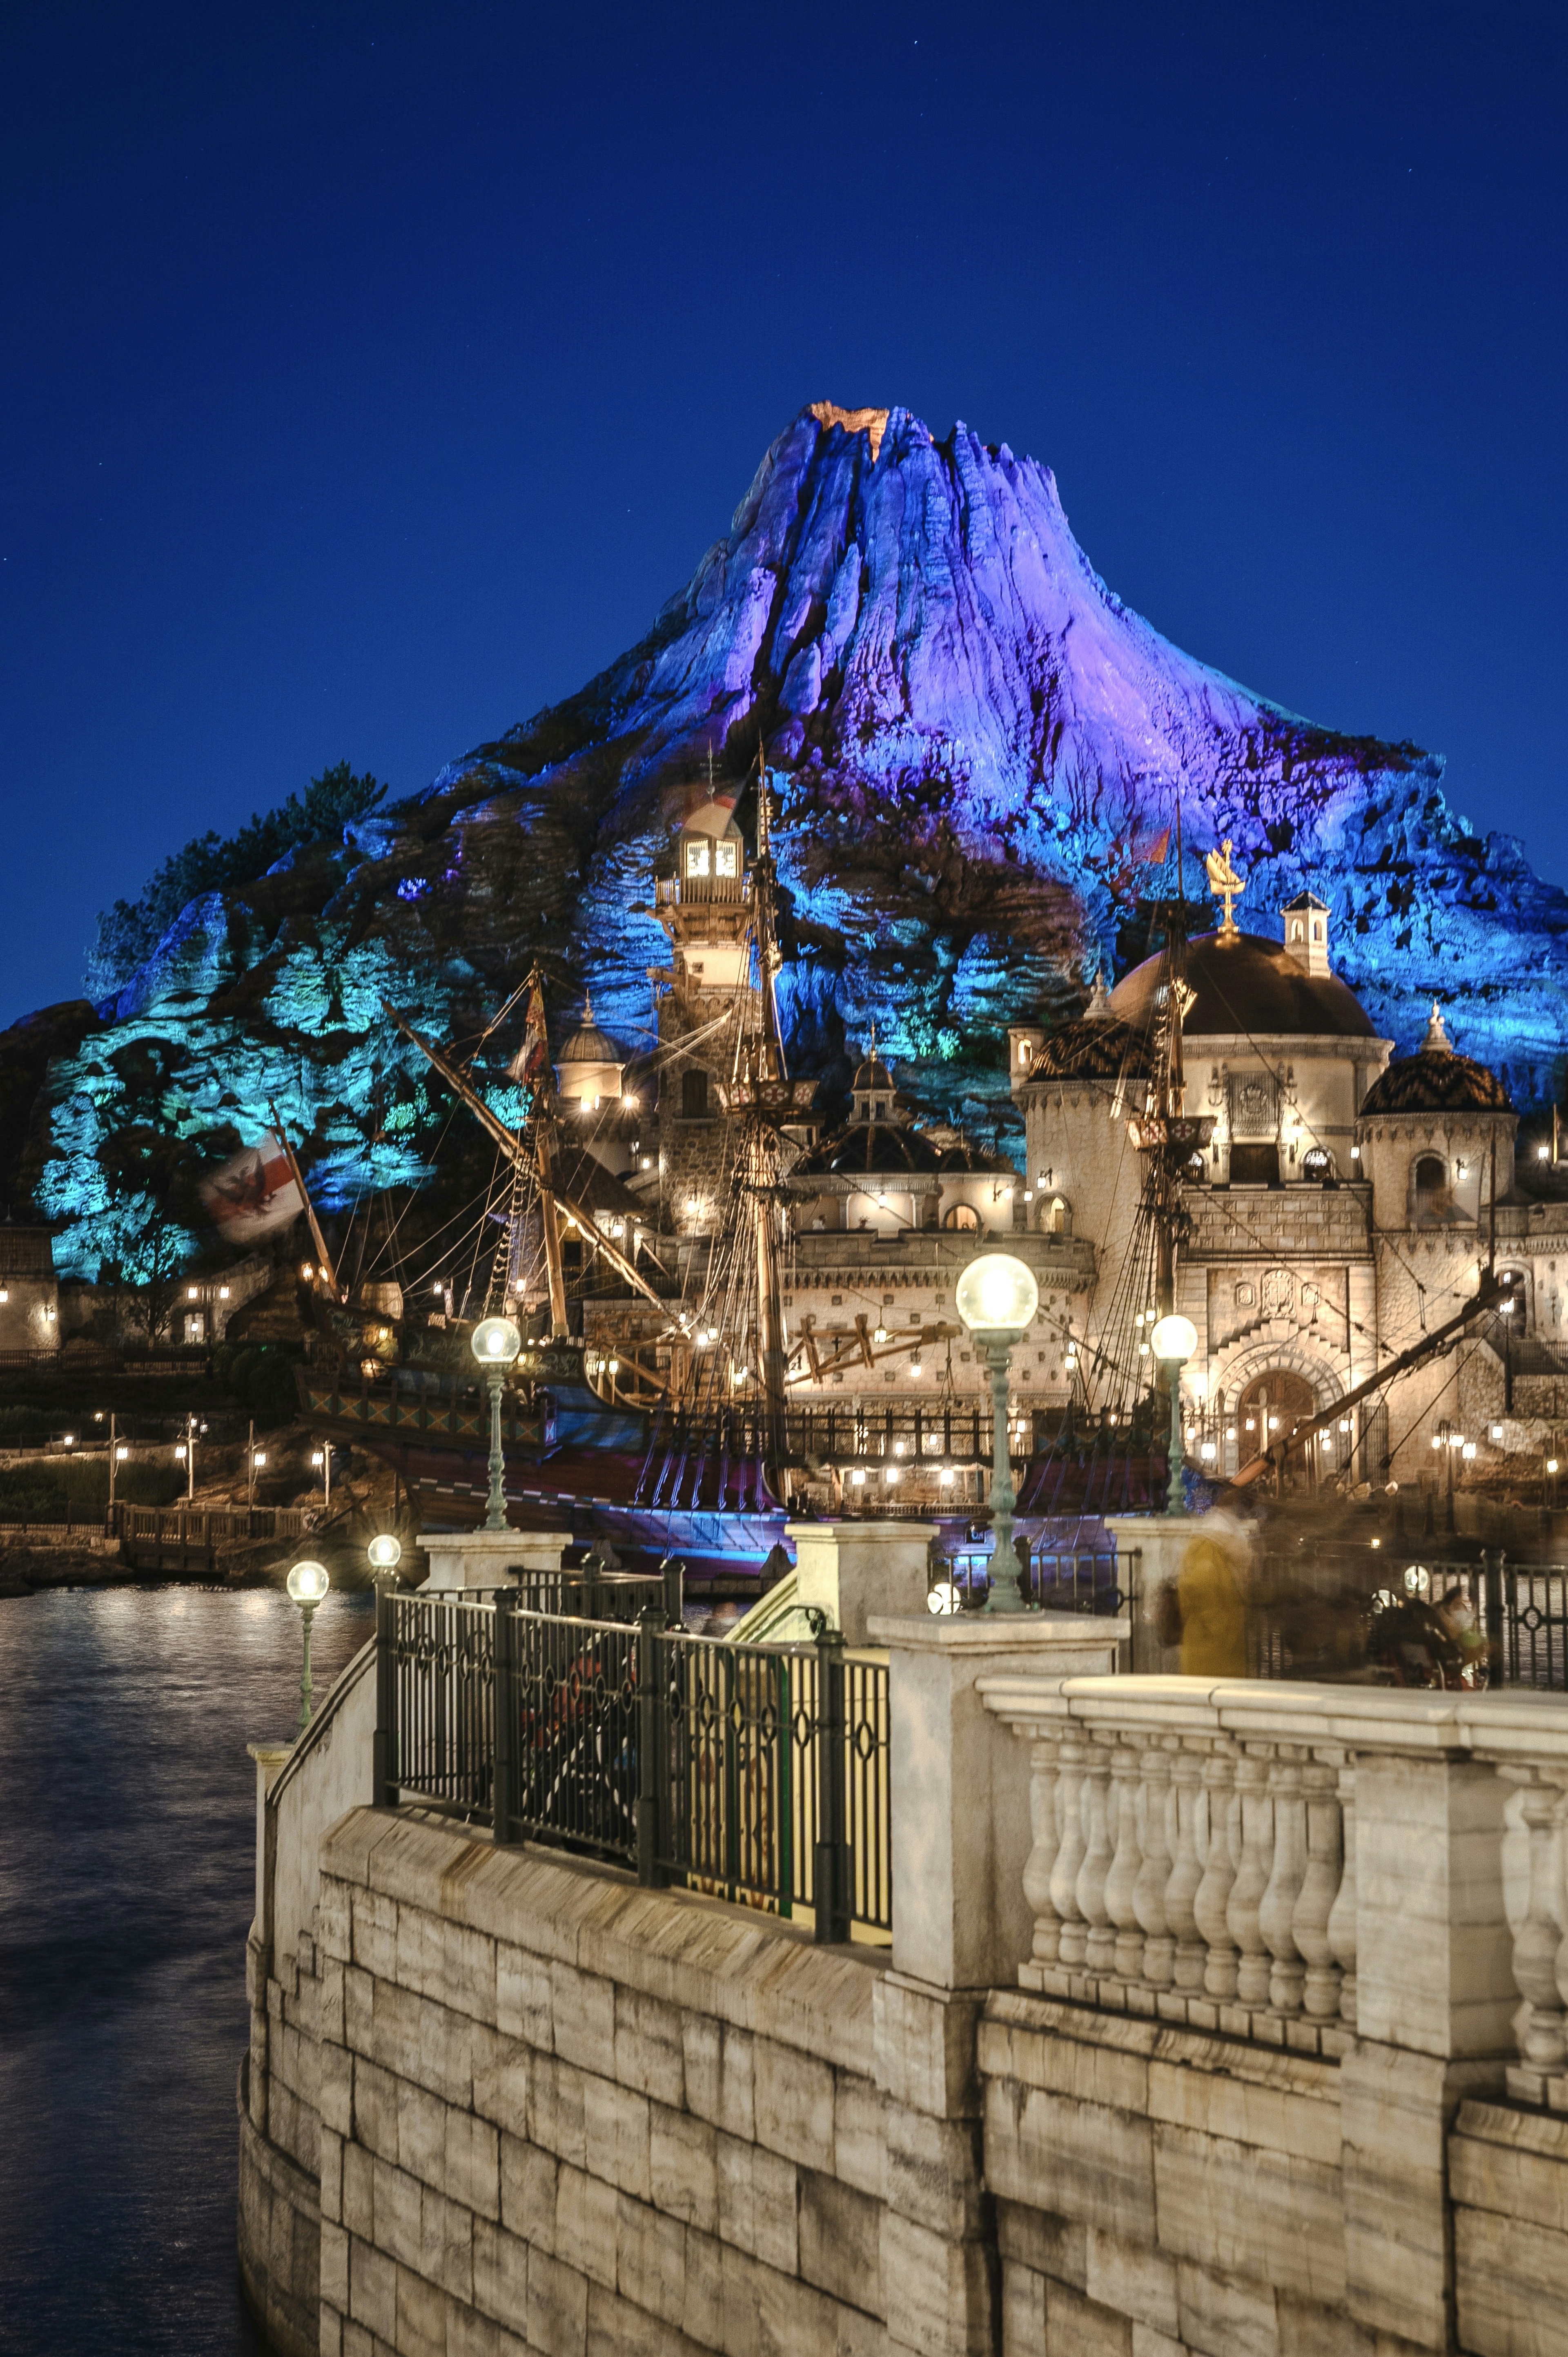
xmin=1150 ymin=1314 xmax=1198 ymax=1365
xmin=286 ymin=1559 xmax=330 ymax=1606
xmin=956 ymin=1253 xmax=1040 ymax=1340
xmin=285 ymin=1559 xmax=330 ymax=1733
xmin=472 ymin=1315 xmax=522 ymax=1366
xmin=955 ymin=1252 xmax=1038 ymax=1612
xmin=367 ymin=1534 xmax=403 ymax=1573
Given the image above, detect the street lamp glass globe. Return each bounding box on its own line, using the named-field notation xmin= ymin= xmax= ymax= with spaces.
xmin=926 ymin=1580 xmax=961 ymax=1616
xmin=287 ymin=1560 xmax=330 ymax=1605
xmin=471 ymin=1315 xmax=522 ymax=1366
xmin=954 ymin=1253 xmax=1039 ymax=1338
xmin=1149 ymin=1314 xmax=1198 ymax=1365
xmin=367 ymin=1534 xmax=403 ymax=1571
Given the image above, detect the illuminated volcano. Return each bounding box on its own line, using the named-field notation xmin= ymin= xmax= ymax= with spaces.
xmin=19 ymin=401 xmax=1568 ymax=1273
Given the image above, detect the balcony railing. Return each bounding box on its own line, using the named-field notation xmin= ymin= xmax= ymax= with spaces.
xmin=374 ymin=1589 xmax=891 ymax=1940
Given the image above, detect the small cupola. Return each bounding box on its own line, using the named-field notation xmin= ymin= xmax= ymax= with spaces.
xmin=1281 ymin=891 xmax=1331 ymax=978
xmin=675 ymin=799 xmax=745 ymax=900
xmin=850 ymin=1048 xmax=903 ymax=1126
xmin=555 ymin=992 xmax=627 ymax=1110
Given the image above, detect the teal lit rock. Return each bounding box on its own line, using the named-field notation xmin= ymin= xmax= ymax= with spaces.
xmin=19 ymin=401 xmax=1568 ymax=1276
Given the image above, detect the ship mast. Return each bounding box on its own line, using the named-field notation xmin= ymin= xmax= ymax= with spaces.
xmin=747 ymin=746 xmax=791 ymax=1472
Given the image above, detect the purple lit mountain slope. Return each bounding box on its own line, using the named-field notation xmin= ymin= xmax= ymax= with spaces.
xmin=18 ymin=401 xmax=1568 ymax=1276
xmin=461 ymin=400 xmax=1568 ymax=1097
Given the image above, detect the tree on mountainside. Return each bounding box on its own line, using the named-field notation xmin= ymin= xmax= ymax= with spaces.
xmin=85 ymin=761 xmax=388 ymax=999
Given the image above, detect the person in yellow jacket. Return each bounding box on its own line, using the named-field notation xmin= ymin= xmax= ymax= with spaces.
xmin=1175 ymin=1506 xmax=1253 ymax=1677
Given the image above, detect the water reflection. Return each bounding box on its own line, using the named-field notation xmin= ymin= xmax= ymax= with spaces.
xmin=0 ymin=1584 xmax=374 ymax=2354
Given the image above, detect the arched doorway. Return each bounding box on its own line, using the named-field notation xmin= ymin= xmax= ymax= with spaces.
xmin=1236 ymin=1369 xmax=1320 ymax=1487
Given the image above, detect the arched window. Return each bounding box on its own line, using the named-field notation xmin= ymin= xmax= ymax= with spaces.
xmin=1039 ymin=1195 xmax=1071 ymax=1235
xmin=942 ymin=1203 xmax=980 ymax=1232
xmin=1289 ymin=918 xmax=1305 ymax=943
xmin=1413 ymin=1153 xmax=1452 ymax=1227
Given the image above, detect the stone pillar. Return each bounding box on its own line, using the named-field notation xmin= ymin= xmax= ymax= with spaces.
xmin=1342 ymin=1751 xmax=1516 ymax=2349
xmin=246 ymin=1740 xmax=291 ymax=2132
xmin=1104 ymin=1512 xmax=1194 ymax=1669
xmin=789 ymin=1518 xmax=937 ymax=1645
xmin=418 ymin=1526 xmax=571 ymax=1592
xmin=866 ymin=1613 xmax=1127 ymax=1995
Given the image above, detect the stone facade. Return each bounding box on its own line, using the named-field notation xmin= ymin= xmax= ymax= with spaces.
xmin=242 ymin=1614 xmax=1568 ymax=2357
xmin=281 ymin=1813 xmax=999 ymax=2357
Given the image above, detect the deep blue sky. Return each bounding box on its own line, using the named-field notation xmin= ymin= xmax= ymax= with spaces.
xmin=2 ymin=1 xmax=1564 ymax=1026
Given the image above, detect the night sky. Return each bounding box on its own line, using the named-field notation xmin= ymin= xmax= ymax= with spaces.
xmin=2 ymin=1 xmax=1564 ymax=1028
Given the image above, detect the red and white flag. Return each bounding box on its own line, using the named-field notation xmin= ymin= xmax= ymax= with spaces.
xmin=510 ymin=976 xmax=551 ymax=1095
xmin=200 ymin=1134 xmax=305 ymax=1244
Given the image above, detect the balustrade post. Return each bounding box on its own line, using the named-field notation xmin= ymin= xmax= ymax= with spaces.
xmin=491 ymin=1592 xmax=516 ymax=1845
xmin=1105 ymin=1742 xmax=1146 ymax=1981
xmin=1325 ymin=1760 xmax=1358 ymax=2027
xmin=1506 ymin=1770 xmax=1568 ymax=2070
xmin=1193 ymin=1743 xmax=1240 ymax=2000
xmin=1077 ymin=1737 xmax=1117 ymax=1973
xmin=1023 ymin=1739 xmax=1063 ymax=1962
xmin=1132 ymin=1744 xmax=1175 ymax=1989
xmin=636 ymin=1604 xmax=669 ymax=1891
xmin=1051 ymin=1740 xmax=1091 ymax=1967
xmin=1228 ymin=1746 xmax=1275 ymax=2008
xmin=1259 ymin=1746 xmax=1309 ymax=2016
xmin=1166 ymin=1747 xmax=1207 ymax=1991
xmin=1295 ymin=1755 xmax=1345 ymax=2020
xmin=372 ymin=1582 xmax=396 ymax=1806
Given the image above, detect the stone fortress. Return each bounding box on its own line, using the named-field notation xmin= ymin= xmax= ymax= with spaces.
xmin=566 ymin=796 xmax=1567 ymax=1501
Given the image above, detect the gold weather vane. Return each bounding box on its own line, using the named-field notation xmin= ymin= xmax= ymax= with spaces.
xmin=1204 ymin=837 xmax=1246 ymax=938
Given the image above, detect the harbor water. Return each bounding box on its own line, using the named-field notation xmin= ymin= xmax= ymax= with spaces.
xmin=0 ymin=1583 xmax=374 ymax=2354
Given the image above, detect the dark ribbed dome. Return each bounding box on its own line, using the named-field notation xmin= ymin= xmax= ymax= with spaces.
xmin=1109 ymin=930 xmax=1376 ymax=1040
xmin=1359 ymin=1051 xmax=1512 ymax=1117
xmin=1030 ymin=1015 xmax=1147 ymax=1080
xmin=851 ymin=1054 xmax=896 ymax=1092
xmin=797 ymin=1119 xmax=943 ymax=1176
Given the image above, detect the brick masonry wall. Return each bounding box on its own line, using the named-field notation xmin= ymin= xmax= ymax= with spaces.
xmin=288 ymin=1807 xmax=996 ymax=2357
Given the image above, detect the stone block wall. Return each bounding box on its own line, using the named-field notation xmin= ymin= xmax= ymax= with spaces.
xmin=276 ymin=1806 xmax=999 ymax=2357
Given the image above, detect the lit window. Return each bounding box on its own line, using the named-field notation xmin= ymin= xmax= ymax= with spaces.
xmin=714 ymin=840 xmax=739 ymax=877
xmin=686 ymin=839 xmax=710 ymax=878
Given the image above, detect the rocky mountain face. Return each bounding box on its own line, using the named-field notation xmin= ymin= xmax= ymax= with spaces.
xmin=16 ymin=399 xmax=1568 ymax=1279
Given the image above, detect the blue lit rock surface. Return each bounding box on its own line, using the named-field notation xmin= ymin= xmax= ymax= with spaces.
xmin=22 ymin=400 xmax=1568 ymax=1275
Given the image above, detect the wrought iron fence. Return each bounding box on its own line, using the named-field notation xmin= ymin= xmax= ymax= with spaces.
xmin=934 ymin=1542 xmax=1131 ymax=1616
xmin=374 ymin=1589 xmax=892 ymax=1941
xmin=452 ymin=1563 xmax=682 ymax=1624
xmin=1253 ymin=1544 xmax=1568 ymax=1690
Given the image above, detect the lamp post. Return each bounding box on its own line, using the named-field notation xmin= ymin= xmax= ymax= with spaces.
xmin=1150 ymin=1314 xmax=1198 ymax=1518
xmin=285 ymin=1559 xmax=330 ymax=1731
xmin=954 ymin=1252 xmax=1040 ymax=1613
xmin=471 ymin=1314 xmax=523 ymax=1530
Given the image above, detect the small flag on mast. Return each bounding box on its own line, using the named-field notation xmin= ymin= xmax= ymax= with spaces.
xmin=200 ymin=1134 xmax=304 ymax=1244
xmin=510 ymin=974 xmax=551 ymax=1096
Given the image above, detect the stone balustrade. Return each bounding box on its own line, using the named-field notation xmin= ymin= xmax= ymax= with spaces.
xmin=978 ymin=1673 xmax=1568 ymax=2102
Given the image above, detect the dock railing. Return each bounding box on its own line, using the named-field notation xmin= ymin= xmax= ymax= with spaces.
xmin=374 ymin=1588 xmax=891 ymax=1942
